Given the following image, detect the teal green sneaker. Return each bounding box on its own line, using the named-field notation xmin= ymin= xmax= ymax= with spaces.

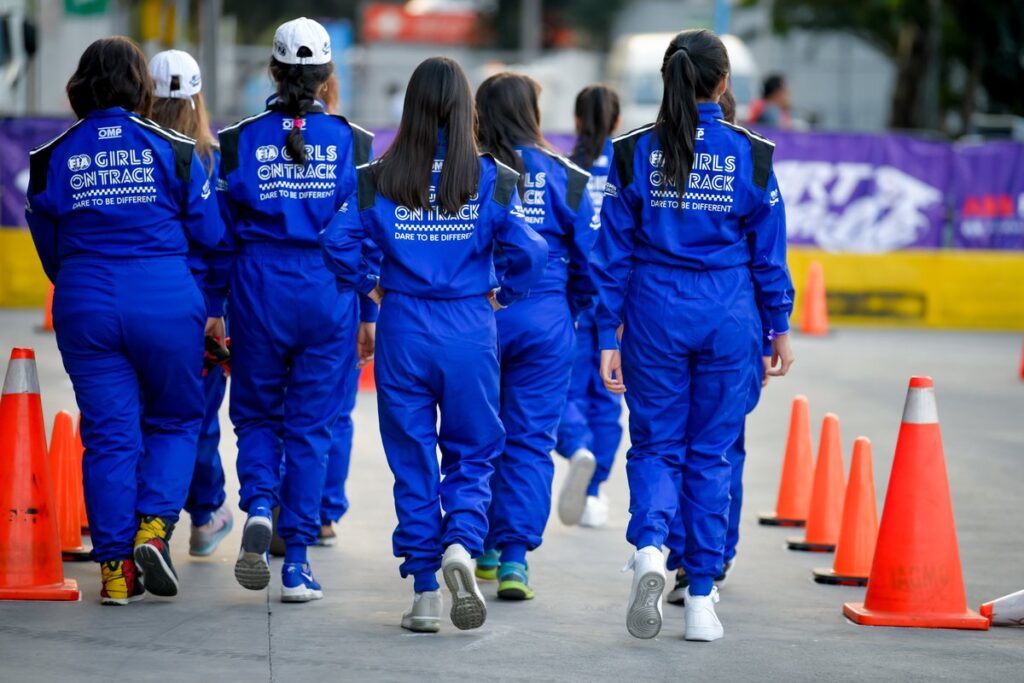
xmin=497 ymin=561 xmax=534 ymax=601
xmin=475 ymin=549 xmax=500 ymax=581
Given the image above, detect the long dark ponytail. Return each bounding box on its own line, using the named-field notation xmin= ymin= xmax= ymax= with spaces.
xmin=476 ymin=72 xmax=552 ymax=190
xmin=269 ymin=56 xmax=333 ymax=165
xmin=570 ymin=85 xmax=620 ymax=169
xmin=657 ymin=29 xmax=729 ymax=196
xmin=374 ymin=57 xmax=479 ymax=215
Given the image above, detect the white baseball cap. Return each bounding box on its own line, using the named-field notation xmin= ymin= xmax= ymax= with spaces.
xmin=272 ymin=17 xmax=332 ymax=66
xmin=150 ymin=50 xmax=202 ymax=100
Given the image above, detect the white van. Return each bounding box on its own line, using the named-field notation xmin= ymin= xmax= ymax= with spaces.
xmin=608 ymin=32 xmax=760 ymax=131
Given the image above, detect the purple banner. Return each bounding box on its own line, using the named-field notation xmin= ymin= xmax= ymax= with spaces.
xmin=0 ymin=118 xmax=70 ymax=227
xmin=954 ymin=141 xmax=1024 ymax=249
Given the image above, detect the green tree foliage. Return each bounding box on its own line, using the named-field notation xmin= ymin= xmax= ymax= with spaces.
xmin=743 ymin=0 xmax=1024 ymax=132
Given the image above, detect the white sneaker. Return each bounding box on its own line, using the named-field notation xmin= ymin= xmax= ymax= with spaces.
xmin=442 ymin=544 xmax=487 ymax=630
xmin=684 ymin=586 xmax=723 ymax=641
xmin=624 ymin=546 xmax=665 ymax=639
xmin=579 ymin=493 xmax=609 ymax=528
xmin=402 ymin=590 xmax=443 ymax=633
xmin=558 ymin=449 xmax=596 ymax=526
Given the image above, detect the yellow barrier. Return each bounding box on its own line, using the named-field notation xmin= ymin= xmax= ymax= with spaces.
xmin=2 ymin=227 xmax=1023 ymax=329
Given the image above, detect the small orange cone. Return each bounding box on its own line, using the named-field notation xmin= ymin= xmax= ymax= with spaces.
xmin=844 ymin=377 xmax=988 ymax=630
xmin=49 ymin=411 xmax=90 ymax=562
xmin=800 ymin=261 xmax=829 ymax=336
xmin=759 ymin=395 xmax=815 ymax=527
xmin=980 ymin=589 xmax=1024 ymax=627
xmin=0 ymin=348 xmax=79 ymax=600
xmin=40 ymin=285 xmax=55 ymax=333
xmin=74 ymin=414 xmax=88 ymax=534
xmin=359 ymin=361 xmax=376 ymax=392
xmin=814 ymin=437 xmax=878 ymax=585
xmin=1018 ymin=339 xmax=1023 ymax=380
xmin=788 ymin=413 xmax=845 ymax=552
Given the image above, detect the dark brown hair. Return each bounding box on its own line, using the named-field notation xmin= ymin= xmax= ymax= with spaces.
xmin=374 ymin=57 xmax=480 ymax=215
xmin=475 ymin=72 xmax=552 ymax=185
xmin=151 ymin=93 xmax=217 ymax=175
xmin=571 ymin=85 xmax=620 ymax=169
xmin=66 ymin=37 xmax=154 ymax=119
xmin=719 ymin=89 xmax=737 ymax=124
xmin=269 ymin=56 xmax=334 ymax=165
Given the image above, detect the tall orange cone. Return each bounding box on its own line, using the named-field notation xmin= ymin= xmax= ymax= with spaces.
xmin=74 ymin=413 xmax=88 ymax=534
xmin=49 ymin=411 xmax=90 ymax=561
xmin=759 ymin=395 xmax=815 ymax=527
xmin=844 ymin=377 xmax=988 ymax=629
xmin=980 ymin=589 xmax=1024 ymax=627
xmin=814 ymin=437 xmax=878 ymax=585
xmin=1018 ymin=339 xmax=1023 ymax=380
xmin=0 ymin=348 xmax=80 ymax=600
xmin=39 ymin=285 xmax=55 ymax=333
xmin=800 ymin=261 xmax=829 ymax=336
xmin=358 ymin=360 xmax=376 ymax=391
xmin=787 ymin=413 xmax=845 ymax=552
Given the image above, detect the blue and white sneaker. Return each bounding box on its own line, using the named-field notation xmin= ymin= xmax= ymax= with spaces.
xmin=234 ymin=513 xmax=272 ymax=591
xmin=281 ymin=562 xmax=323 ymax=603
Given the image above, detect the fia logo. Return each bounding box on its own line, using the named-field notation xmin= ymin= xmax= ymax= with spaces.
xmin=256 ymin=145 xmax=279 ymax=163
xmin=649 ymin=150 xmax=664 ymax=168
xmin=67 ymin=154 xmax=91 ymax=172
xmin=98 ymin=126 xmax=122 ymax=140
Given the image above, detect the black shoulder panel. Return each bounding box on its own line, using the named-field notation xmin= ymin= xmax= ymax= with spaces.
xmin=547 ymin=152 xmax=590 ymax=211
xmin=28 ymin=120 xmax=84 ymax=194
xmin=717 ymin=120 xmax=775 ymax=190
xmin=130 ymin=116 xmax=195 ymax=182
xmin=345 ymin=120 xmax=375 ymax=167
xmin=611 ymin=125 xmax=652 ymax=189
xmin=357 ymin=165 xmax=377 ymax=211
xmin=218 ymin=127 xmax=240 ymax=177
xmin=486 ymin=154 xmax=520 ymax=207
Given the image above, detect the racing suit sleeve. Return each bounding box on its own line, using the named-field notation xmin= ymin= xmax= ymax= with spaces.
xmin=320 ymin=194 xmax=380 ymax=297
xmin=491 ymin=189 xmax=548 ymax=307
xmin=565 ymin=187 xmax=599 ymax=317
xmin=182 ymin=152 xmax=223 ymax=249
xmin=25 ymin=186 xmax=59 ymax=283
xmin=743 ymin=170 xmax=794 ymax=338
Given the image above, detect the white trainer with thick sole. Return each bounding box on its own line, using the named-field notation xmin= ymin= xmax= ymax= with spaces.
xmin=684 ymin=586 xmax=724 ymax=641
xmin=402 ymin=590 xmax=443 ymax=633
xmin=625 ymin=546 xmax=666 ymax=639
xmin=442 ymin=544 xmax=487 ymax=630
xmin=579 ymin=493 xmax=609 ymax=528
xmin=558 ymin=449 xmax=597 ymax=526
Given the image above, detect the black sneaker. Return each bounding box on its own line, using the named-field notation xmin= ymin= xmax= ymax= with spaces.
xmin=133 ymin=516 xmax=179 ymax=597
xmin=666 ymin=561 xmax=733 ymax=606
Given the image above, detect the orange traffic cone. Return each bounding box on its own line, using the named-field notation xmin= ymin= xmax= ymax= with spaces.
xmin=814 ymin=437 xmax=878 ymax=585
xmin=0 ymin=348 xmax=80 ymax=600
xmin=1018 ymin=339 xmax=1023 ymax=380
xmin=844 ymin=377 xmax=988 ymax=629
xmin=50 ymin=411 xmax=90 ymax=562
xmin=759 ymin=395 xmax=815 ymax=527
xmin=74 ymin=414 xmax=88 ymax=534
xmin=800 ymin=261 xmax=829 ymax=336
xmin=39 ymin=285 xmax=55 ymax=333
xmin=359 ymin=360 xmax=376 ymax=392
xmin=980 ymin=589 xmax=1024 ymax=627
xmin=788 ymin=413 xmax=845 ymax=552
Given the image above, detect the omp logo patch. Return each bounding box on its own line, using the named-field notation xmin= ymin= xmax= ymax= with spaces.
xmin=98 ymin=126 xmax=122 ymax=140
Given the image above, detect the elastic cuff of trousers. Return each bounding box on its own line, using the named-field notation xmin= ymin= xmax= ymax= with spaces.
xmin=284 ymin=544 xmax=308 ymax=564
xmin=191 ymin=511 xmax=213 ymax=527
xmin=634 ymin=533 xmax=664 ymax=552
xmin=413 ymin=572 xmax=440 ymax=593
xmin=359 ymin=294 xmax=379 ymax=323
xmin=598 ymin=326 xmax=620 ymax=351
xmin=586 ymin=481 xmax=601 ymax=497
xmin=688 ymin=575 xmax=715 ymax=596
xmin=499 ymin=544 xmax=528 ymax=565
xmin=247 ymin=498 xmax=273 ymax=517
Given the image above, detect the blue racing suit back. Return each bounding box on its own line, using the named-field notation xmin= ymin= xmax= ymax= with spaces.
xmin=25 ymin=106 xmax=221 ymax=562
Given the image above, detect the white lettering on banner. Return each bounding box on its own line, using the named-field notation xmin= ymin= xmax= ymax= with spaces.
xmin=774 ymin=161 xmax=942 ymax=253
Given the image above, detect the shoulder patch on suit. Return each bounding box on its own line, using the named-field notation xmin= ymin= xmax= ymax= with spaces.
xmin=543 ymin=150 xmax=591 ymax=211
xmin=28 ymin=119 xmax=84 ymax=195
xmin=130 ymin=116 xmax=196 ymax=182
xmin=717 ymin=119 xmax=775 ymax=190
xmin=484 ymin=154 xmax=520 ymax=207
xmin=357 ymin=163 xmax=377 ymax=211
xmin=333 ymin=116 xmax=375 ymax=166
xmin=611 ymin=124 xmax=653 ymax=189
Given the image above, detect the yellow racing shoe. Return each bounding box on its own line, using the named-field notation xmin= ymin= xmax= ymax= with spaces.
xmin=100 ymin=559 xmax=145 ymax=606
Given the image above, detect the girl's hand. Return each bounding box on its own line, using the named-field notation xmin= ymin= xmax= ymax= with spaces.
xmin=357 ymin=322 xmax=376 ymax=368
xmin=205 ymin=317 xmax=227 ymax=351
xmin=766 ymin=333 xmax=795 ymax=377
xmin=600 ymin=349 xmax=626 ymax=394
xmin=488 ymin=289 xmax=503 ymax=312
xmin=368 ymin=285 xmax=385 ymax=306
xmin=761 ymin=358 xmax=772 ymax=388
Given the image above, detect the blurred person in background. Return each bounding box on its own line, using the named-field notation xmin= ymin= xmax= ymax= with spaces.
xmin=218 ymin=17 xmax=376 ymax=604
xmin=320 ymin=57 xmax=547 ymax=632
xmin=147 ymin=49 xmax=235 ymax=559
xmin=555 ymin=84 xmax=623 ymax=530
xmin=26 ymin=37 xmax=221 ymax=605
xmin=747 ymin=73 xmax=792 ymax=130
xmin=592 ymin=30 xmax=793 ymax=642
xmin=474 ymin=73 xmax=597 ymax=601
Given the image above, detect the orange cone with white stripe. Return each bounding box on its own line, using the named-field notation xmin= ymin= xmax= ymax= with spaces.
xmin=0 ymin=348 xmax=80 ymax=600
xmin=980 ymin=589 xmax=1024 ymax=627
xmin=813 ymin=437 xmax=878 ymax=585
xmin=844 ymin=377 xmax=987 ymax=630
xmin=758 ymin=395 xmax=815 ymax=527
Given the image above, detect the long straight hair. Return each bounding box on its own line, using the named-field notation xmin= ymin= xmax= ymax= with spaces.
xmin=475 ymin=72 xmax=552 ymax=185
xmin=151 ymin=93 xmax=217 ymax=175
xmin=374 ymin=57 xmax=479 ymax=215
xmin=657 ymin=29 xmax=729 ymax=195
xmin=570 ymin=85 xmax=620 ymax=169
xmin=268 ymin=57 xmax=334 ymax=165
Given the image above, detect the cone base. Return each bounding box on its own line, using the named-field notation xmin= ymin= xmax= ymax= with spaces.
xmin=758 ymin=511 xmax=806 ymax=527
xmin=0 ymin=579 xmax=80 ymax=601
xmin=843 ymin=602 xmax=989 ymax=630
xmin=62 ymin=548 xmax=92 ymax=562
xmin=786 ymin=536 xmax=836 ymax=552
xmin=812 ymin=567 xmax=868 ymax=586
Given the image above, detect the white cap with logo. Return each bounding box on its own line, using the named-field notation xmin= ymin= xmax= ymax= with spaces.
xmin=150 ymin=49 xmax=202 ymax=100
xmin=273 ymin=17 xmax=332 ymax=66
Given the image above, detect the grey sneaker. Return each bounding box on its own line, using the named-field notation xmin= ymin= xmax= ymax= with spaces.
xmin=234 ymin=514 xmax=272 ymax=591
xmin=401 ymin=590 xmax=443 ymax=633
xmin=442 ymin=544 xmax=487 ymax=630
xmin=189 ymin=504 xmax=234 ymax=557
xmin=558 ymin=449 xmax=596 ymax=526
